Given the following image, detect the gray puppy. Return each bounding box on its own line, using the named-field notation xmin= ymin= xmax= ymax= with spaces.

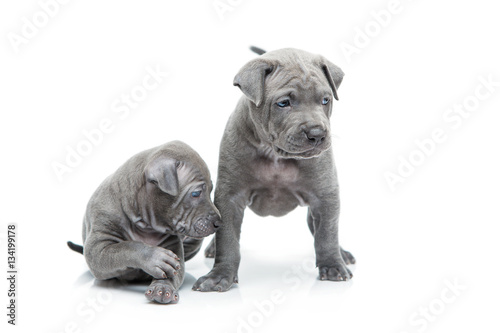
xmin=193 ymin=48 xmax=355 ymax=292
xmin=68 ymin=141 xmax=221 ymax=304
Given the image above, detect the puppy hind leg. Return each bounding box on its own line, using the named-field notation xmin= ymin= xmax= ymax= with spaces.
xmin=204 ymin=236 xmax=216 ymax=258
xmin=340 ymin=247 xmax=356 ymax=265
xmin=307 ymin=208 xmax=315 ymax=235
xmin=145 ymin=279 xmax=179 ymax=304
xmin=183 ymin=237 xmax=204 ymax=261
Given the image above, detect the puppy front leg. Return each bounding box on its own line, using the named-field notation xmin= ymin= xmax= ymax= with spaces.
xmin=84 ymin=233 xmax=180 ymax=281
xmin=145 ymin=236 xmax=185 ymax=304
xmin=193 ymin=191 xmax=245 ymax=292
xmin=309 ymin=187 xmax=352 ymax=281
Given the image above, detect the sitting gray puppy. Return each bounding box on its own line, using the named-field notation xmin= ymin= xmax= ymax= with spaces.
xmin=193 ymin=47 xmax=355 ymax=292
xmin=68 ymin=141 xmax=221 ymax=304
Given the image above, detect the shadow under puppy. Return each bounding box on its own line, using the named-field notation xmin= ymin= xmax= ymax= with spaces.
xmin=68 ymin=141 xmax=221 ymax=304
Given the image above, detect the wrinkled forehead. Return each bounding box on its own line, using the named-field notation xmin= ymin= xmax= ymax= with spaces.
xmin=172 ymin=162 xmax=210 ymax=208
xmin=177 ymin=161 xmax=210 ymax=189
xmin=159 ymin=141 xmax=212 ymax=184
xmin=266 ymin=60 xmax=331 ymax=98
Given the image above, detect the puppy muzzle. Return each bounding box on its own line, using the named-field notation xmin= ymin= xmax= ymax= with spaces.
xmin=193 ymin=213 xmax=221 ymax=237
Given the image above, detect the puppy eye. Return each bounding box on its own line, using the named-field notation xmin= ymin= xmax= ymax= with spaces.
xmin=191 ymin=191 xmax=201 ymax=198
xmin=277 ymin=100 xmax=290 ymax=108
xmin=322 ymin=97 xmax=330 ymax=105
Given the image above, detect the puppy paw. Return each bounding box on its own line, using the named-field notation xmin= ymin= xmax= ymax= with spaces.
xmin=145 ymin=279 xmax=179 ymax=304
xmin=192 ymin=267 xmax=238 ymax=292
xmin=319 ymin=262 xmax=353 ymax=281
xmin=341 ymin=248 xmax=356 ymax=265
xmin=141 ymin=247 xmax=181 ymax=280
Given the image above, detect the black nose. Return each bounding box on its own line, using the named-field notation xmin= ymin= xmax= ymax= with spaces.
xmin=305 ymin=127 xmax=326 ymax=146
xmin=208 ymin=213 xmax=221 ymax=229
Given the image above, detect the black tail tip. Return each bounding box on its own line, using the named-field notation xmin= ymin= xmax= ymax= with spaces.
xmin=250 ymin=46 xmax=266 ymax=55
xmin=67 ymin=241 xmax=84 ymax=254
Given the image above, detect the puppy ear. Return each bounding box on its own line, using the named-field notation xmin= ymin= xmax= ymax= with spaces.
xmin=233 ymin=59 xmax=274 ymax=108
xmin=318 ymin=57 xmax=344 ymax=101
xmin=144 ymin=158 xmax=179 ymax=196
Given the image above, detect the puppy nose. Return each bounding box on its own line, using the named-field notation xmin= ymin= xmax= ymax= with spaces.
xmin=305 ymin=127 xmax=326 ymax=146
xmin=208 ymin=213 xmax=221 ymax=229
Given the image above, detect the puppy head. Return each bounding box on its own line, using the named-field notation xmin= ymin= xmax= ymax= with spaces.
xmin=234 ymin=48 xmax=344 ymax=159
xmin=144 ymin=141 xmax=221 ymax=238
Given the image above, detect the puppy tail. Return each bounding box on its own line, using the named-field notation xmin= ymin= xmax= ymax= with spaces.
xmin=67 ymin=241 xmax=84 ymax=254
xmin=250 ymin=46 xmax=266 ymax=55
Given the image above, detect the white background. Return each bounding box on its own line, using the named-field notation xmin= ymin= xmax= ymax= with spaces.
xmin=1 ymin=0 xmax=499 ymax=332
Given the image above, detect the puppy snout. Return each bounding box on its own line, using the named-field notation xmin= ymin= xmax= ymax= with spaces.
xmin=304 ymin=127 xmax=326 ymax=146
xmin=208 ymin=212 xmax=221 ymax=229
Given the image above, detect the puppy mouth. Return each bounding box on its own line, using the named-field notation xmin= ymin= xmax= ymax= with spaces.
xmin=274 ymin=145 xmax=327 ymax=159
xmin=176 ymin=220 xmax=217 ymax=239
xmin=193 ymin=220 xmax=217 ymax=237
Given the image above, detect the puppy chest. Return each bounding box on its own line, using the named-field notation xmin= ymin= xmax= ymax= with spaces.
xmin=129 ymin=223 xmax=170 ymax=246
xmin=252 ymin=158 xmax=300 ymax=186
xmin=247 ymin=158 xmax=305 ymax=217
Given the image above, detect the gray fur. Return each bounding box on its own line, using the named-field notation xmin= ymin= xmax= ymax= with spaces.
xmin=72 ymin=141 xmax=220 ymax=303
xmin=193 ymin=48 xmax=355 ymax=292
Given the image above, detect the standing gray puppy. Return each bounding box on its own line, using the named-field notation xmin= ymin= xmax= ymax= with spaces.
xmin=193 ymin=48 xmax=355 ymax=292
xmin=68 ymin=141 xmax=221 ymax=304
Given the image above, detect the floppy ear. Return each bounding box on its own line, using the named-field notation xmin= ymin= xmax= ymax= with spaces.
xmin=318 ymin=57 xmax=344 ymax=101
xmin=233 ymin=58 xmax=274 ymax=108
xmin=144 ymin=158 xmax=179 ymax=196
